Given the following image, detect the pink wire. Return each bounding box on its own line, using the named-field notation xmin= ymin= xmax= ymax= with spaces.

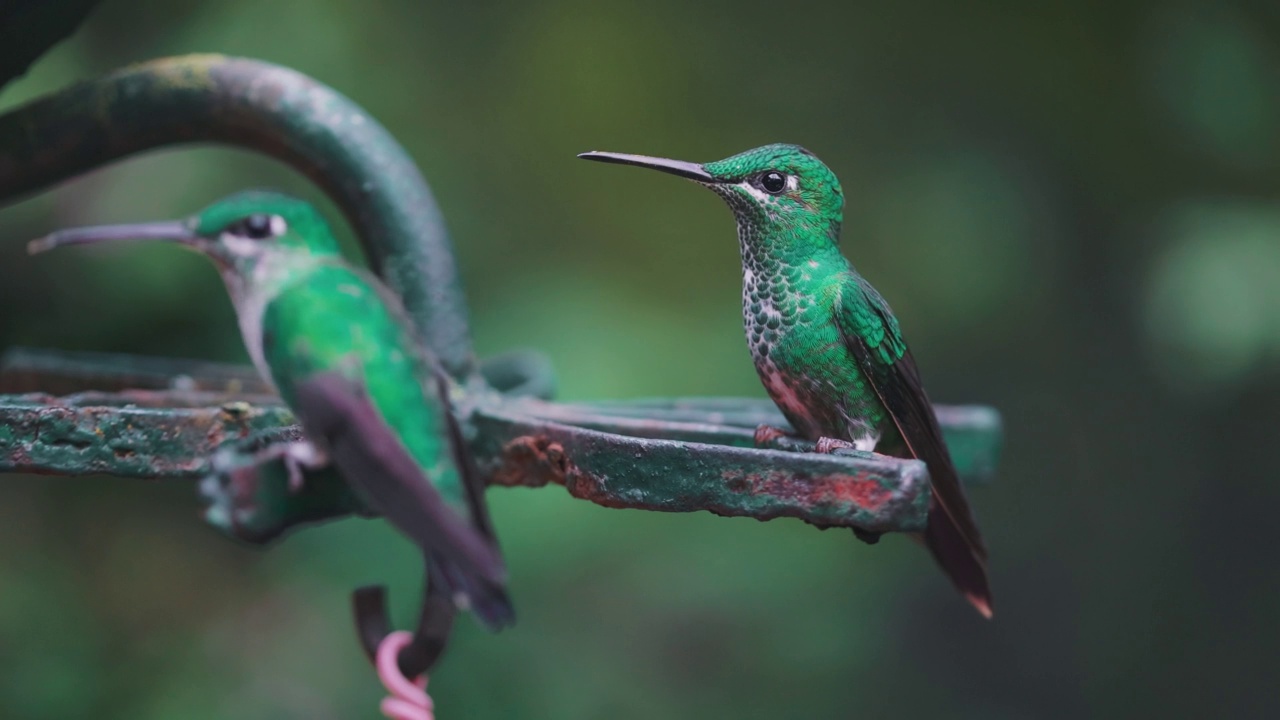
xmin=376 ymin=631 xmax=434 ymax=720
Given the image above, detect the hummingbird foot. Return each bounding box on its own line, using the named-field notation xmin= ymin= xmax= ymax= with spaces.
xmin=239 ymin=439 xmax=329 ymax=493
xmin=280 ymin=441 xmax=328 ymax=493
xmin=814 ymin=437 xmax=856 ymax=454
xmin=753 ymin=424 xmax=796 ymax=448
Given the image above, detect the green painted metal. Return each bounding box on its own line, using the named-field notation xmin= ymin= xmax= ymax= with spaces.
xmin=510 ymin=397 xmax=1000 ymax=486
xmin=0 ymin=349 xmax=998 ymax=544
xmin=0 ymin=56 xmax=1002 ymax=553
xmin=0 ymin=389 xmax=292 ymax=478
xmin=470 ymin=401 xmax=931 ymax=532
xmin=0 ymin=54 xmax=476 ymax=380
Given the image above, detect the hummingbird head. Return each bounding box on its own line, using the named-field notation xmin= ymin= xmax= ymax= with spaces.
xmin=579 ymin=143 xmax=845 ymax=251
xmin=29 ymin=190 xmax=342 ymax=278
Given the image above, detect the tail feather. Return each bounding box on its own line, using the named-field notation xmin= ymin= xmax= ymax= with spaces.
xmin=922 ymin=502 xmax=994 ymax=618
xmin=433 ymin=553 xmax=517 ymax=631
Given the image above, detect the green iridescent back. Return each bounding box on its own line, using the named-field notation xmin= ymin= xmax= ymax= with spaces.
xmin=261 ymin=260 xmax=467 ymax=513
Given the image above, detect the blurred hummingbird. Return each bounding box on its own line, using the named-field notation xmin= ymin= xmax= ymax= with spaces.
xmin=29 ymin=190 xmax=515 ymax=629
xmin=579 ymin=145 xmax=993 ymax=617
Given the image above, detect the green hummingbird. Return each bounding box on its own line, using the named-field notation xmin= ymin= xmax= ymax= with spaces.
xmin=579 ymin=144 xmax=992 ymax=617
xmin=29 ymin=190 xmax=515 ymax=629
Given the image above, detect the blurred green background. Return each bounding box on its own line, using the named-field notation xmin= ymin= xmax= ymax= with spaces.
xmin=2 ymin=1 xmax=1279 ymax=717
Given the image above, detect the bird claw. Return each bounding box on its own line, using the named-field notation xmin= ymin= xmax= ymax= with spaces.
xmin=211 ymin=438 xmax=322 ymax=491
xmin=814 ymin=437 xmax=856 ymax=454
xmin=753 ymin=424 xmax=793 ymax=448
xmin=236 ymin=439 xmax=328 ymax=494
xmin=284 ymin=455 xmax=307 ymax=493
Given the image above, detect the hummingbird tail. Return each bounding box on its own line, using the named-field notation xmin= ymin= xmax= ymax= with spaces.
xmin=432 ymin=554 xmax=517 ymax=631
xmin=922 ymin=506 xmax=994 ymax=619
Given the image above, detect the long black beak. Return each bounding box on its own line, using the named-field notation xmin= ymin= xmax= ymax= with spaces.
xmin=577 ymin=151 xmax=718 ymax=183
xmin=28 ymin=220 xmax=199 ymax=255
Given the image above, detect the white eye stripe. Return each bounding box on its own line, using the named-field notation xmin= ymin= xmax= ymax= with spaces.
xmin=220 ymin=234 xmax=261 ymax=256
xmin=739 ymin=176 xmax=796 ymax=202
xmin=223 ymin=214 xmax=287 ymax=240
xmin=739 ymin=181 xmax=773 ymax=204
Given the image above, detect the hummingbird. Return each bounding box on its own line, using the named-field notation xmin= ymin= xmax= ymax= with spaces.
xmin=29 ymin=190 xmax=515 ymax=629
xmin=579 ymin=144 xmax=993 ymax=617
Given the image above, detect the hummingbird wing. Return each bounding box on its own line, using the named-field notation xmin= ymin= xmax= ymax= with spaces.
xmin=834 ymin=275 xmax=993 ymax=617
xmin=291 ymin=371 xmax=514 ymax=630
xmin=363 ymin=270 xmax=504 ymax=545
xmin=426 ymin=364 xmax=517 ymax=627
xmin=430 ymin=363 xmax=500 ymax=540
xmin=259 ymin=259 xmax=513 ymax=629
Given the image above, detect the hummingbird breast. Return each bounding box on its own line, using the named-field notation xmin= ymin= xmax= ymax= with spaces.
xmin=741 ymin=257 xmax=890 ymax=447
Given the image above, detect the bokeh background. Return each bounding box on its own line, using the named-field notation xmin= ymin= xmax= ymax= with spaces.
xmin=2 ymin=1 xmax=1278 ymax=717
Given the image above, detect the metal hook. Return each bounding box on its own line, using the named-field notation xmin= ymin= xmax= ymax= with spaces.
xmin=353 ymin=561 xmax=457 ymax=679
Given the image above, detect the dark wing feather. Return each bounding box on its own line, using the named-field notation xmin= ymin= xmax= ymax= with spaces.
xmin=431 ymin=366 xmax=517 ymax=626
xmin=874 ymin=344 xmax=987 ymax=557
xmin=835 ymin=277 xmax=992 ymax=615
xmin=431 ymin=365 xmax=500 ymax=541
xmin=293 ymin=371 xmax=513 ymax=628
xmin=341 ymin=261 xmax=501 ymax=541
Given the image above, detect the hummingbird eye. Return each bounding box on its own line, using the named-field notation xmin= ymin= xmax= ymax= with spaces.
xmin=230 ymin=214 xmax=283 ymax=240
xmin=758 ymin=171 xmax=788 ymax=194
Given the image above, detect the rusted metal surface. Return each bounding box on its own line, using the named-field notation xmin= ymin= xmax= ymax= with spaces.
xmin=0 ymin=347 xmax=1001 ymax=540
xmin=471 ymin=403 xmax=931 ymax=532
xmin=194 ymin=401 xmax=937 ymax=542
xmin=0 ymin=54 xmax=476 ymax=379
xmin=0 ymin=389 xmax=938 ymax=535
xmin=0 ymin=392 xmax=291 ymax=478
xmin=507 ymin=397 xmax=1000 ymax=486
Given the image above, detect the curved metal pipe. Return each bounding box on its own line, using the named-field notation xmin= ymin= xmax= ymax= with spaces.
xmin=0 ymin=54 xmax=477 ymax=379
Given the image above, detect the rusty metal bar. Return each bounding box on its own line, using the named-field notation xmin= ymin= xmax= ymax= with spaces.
xmin=0 ymin=379 xmax=1000 ymax=547
xmin=0 ymin=390 xmax=935 ymax=531
xmin=192 ymin=396 xmax=939 ymax=545
xmin=506 ymin=398 xmax=1001 ymax=486
xmin=0 ymin=348 xmax=997 ymax=484
xmin=0 ymin=348 xmax=1002 ymax=540
xmin=470 ymin=402 xmax=931 ymax=532
xmin=0 ymin=392 xmax=291 ymax=478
